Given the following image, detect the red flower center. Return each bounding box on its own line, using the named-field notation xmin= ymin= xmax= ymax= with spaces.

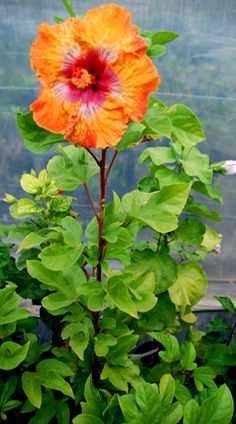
xmin=57 ymin=49 xmax=121 ymax=110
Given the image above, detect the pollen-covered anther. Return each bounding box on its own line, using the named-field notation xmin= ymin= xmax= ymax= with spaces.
xmin=71 ymin=67 xmax=93 ymax=89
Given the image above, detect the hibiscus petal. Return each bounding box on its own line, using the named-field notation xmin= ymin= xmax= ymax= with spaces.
xmin=77 ymin=4 xmax=147 ymax=60
xmin=31 ymin=18 xmax=81 ymax=86
xmin=65 ymin=97 xmax=127 ymax=149
xmin=30 ymin=87 xmax=79 ymax=134
xmin=112 ymin=53 xmax=160 ymax=121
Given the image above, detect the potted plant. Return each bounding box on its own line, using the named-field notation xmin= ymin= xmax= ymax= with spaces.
xmin=0 ymin=1 xmax=235 ymax=423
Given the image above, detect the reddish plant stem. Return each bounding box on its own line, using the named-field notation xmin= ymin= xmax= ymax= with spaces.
xmin=83 ymin=182 xmax=99 ymax=222
xmin=96 ymin=148 xmax=107 ymax=282
xmin=92 ymin=148 xmax=107 ymax=385
xmin=90 ymin=149 xmax=119 ymax=384
xmin=105 ymin=149 xmax=118 ymax=180
xmin=85 ymin=147 xmax=100 ymax=166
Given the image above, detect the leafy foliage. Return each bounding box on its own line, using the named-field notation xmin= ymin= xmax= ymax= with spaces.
xmin=0 ymin=5 xmax=234 ymax=423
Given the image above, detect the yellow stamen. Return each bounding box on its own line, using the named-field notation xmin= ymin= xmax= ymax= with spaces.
xmin=71 ymin=67 xmax=93 ymax=89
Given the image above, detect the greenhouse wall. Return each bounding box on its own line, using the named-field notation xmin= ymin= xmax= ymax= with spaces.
xmin=0 ymin=0 xmax=236 ymax=286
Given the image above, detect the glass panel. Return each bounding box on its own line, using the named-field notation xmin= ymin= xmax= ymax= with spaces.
xmin=0 ymin=0 xmax=236 ymax=284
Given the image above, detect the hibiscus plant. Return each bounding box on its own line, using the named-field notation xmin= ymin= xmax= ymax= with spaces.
xmin=0 ymin=1 xmax=235 ymax=423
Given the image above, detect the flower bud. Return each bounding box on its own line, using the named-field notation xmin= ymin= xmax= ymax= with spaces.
xmin=222 ymin=160 xmax=236 ymax=175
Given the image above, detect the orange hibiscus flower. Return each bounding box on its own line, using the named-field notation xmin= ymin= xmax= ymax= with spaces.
xmin=30 ymin=3 xmax=160 ymax=149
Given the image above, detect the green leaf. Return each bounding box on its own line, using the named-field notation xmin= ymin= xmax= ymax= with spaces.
xmin=39 ymin=243 xmax=83 ymax=270
xmin=22 ymin=372 xmax=42 ymax=409
xmin=28 ymin=404 xmax=56 ymax=424
xmin=86 ymin=217 xmax=98 ymax=246
xmin=148 ymin=96 xmax=168 ymax=110
xmin=3 ymin=193 xmax=17 ymax=204
xmin=154 ymin=166 xmax=191 ymax=189
xmin=20 ymin=399 xmax=36 ymax=413
xmin=161 ymin=402 xmax=183 ymax=424
xmin=0 ymin=284 xmax=31 ymax=326
xmin=143 ymin=107 xmax=172 ymax=138
xmin=122 ymin=190 xmax=153 ymax=216
xmin=174 ymin=218 xmax=206 ymax=246
xmin=9 ymin=199 xmax=43 ymax=220
xmin=132 ymin=183 xmax=191 ymax=233
xmin=27 ymin=260 xmax=66 ymax=288
xmin=47 ymin=145 xmax=99 ymax=190
xmin=138 ymin=176 xmax=159 ymax=192
xmin=179 ymin=306 xmax=198 ymax=324
xmin=101 ymin=361 xmax=140 ymax=392
xmin=73 ymin=415 xmax=105 ymax=424
xmin=42 ymin=292 xmax=74 ymax=310
xmin=62 ymin=322 xmax=90 ymax=360
xmin=119 ymin=382 xmax=163 ymax=422
xmin=54 ymin=16 xmax=64 ymax=23
xmin=140 ymin=31 xmax=153 ymax=41
xmin=183 ymin=399 xmax=200 ymax=424
xmin=135 ymin=382 xmax=162 ymax=422
xmin=22 ymin=359 xmax=74 ymax=402
xmin=36 ymin=359 xmax=74 ymax=377
xmin=168 ymin=262 xmax=207 ymax=306
xmin=78 ymin=280 xmax=105 ymax=312
xmin=0 ymin=342 xmax=30 ymax=370
xmin=0 ymin=223 xmax=11 ymax=238
xmin=94 ymin=334 xmax=117 ymax=357
xmin=147 ymin=44 xmax=166 ymax=58
xmin=106 ymin=276 xmax=138 ymax=318
xmin=103 ymin=222 xmax=122 ymax=243
xmin=193 ymin=366 xmax=216 ymax=392
xmin=180 ymin=147 xmax=212 ymax=184
xmin=8 ymin=222 xmax=37 ymax=240
xmin=214 ymin=296 xmax=235 ymax=313
xmin=1 ymin=399 xmax=22 ymax=412
xmin=42 ymin=371 xmax=75 ymax=399
xmin=149 ymin=332 xmax=180 ymax=362
xmin=198 ymin=384 xmax=233 ymax=424
xmin=108 ymin=333 xmax=139 ymax=364
xmin=63 ymin=0 xmax=76 ymax=16
xmin=192 ymin=181 xmax=223 ymax=203
xmin=139 ymin=147 xmax=176 ymax=166
xmin=167 ymin=104 xmax=205 ymax=147
xmin=61 ymin=217 xmax=83 ymax=247
xmin=16 ymin=111 xmax=64 ymax=154
xmin=27 ymin=260 xmax=86 ymax=299
xmin=204 ymin=344 xmax=236 ymax=367
xmin=105 ymin=245 xmax=133 ymax=266
xmin=56 ymin=401 xmax=70 ymax=424
xmin=207 ymin=317 xmax=229 ymax=331
xmin=49 ymin=195 xmax=75 ymax=213
xmin=185 ymin=198 xmax=221 ymax=222
xmin=128 ymin=272 xmax=157 ymax=313
xmin=159 ymin=374 xmax=176 ymax=411
xmin=118 ymin=394 xmax=140 ymax=421
xmin=117 ymin=122 xmax=145 ymax=151
xmin=201 ymin=225 xmax=222 ymax=251
xmin=127 ymin=251 xmax=177 ymax=294
xmin=82 ymin=375 xmax=106 ymax=418
xmin=180 ymin=341 xmax=197 ymax=371
xmin=0 ymin=376 xmax=18 ymax=405
xmin=138 ymin=292 xmax=176 ymax=331
xmin=152 ymin=31 xmax=180 ymax=45
xmin=0 ymin=285 xmax=20 ymax=314
xmin=20 ymin=173 xmax=40 ymax=194
xmin=17 ymin=229 xmax=60 ymax=253
xmin=175 ymin=381 xmax=192 ymax=406
xmin=0 ymin=308 xmax=31 ymax=326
